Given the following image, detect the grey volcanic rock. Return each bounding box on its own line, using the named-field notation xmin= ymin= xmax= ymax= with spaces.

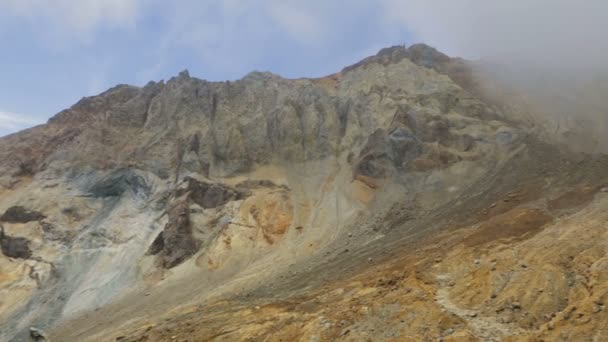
xmin=85 ymin=169 xmax=150 ymax=198
xmin=180 ymin=177 xmax=250 ymax=209
xmin=0 ymin=206 xmax=46 ymax=223
xmin=29 ymin=327 xmax=48 ymax=341
xmin=150 ymin=178 xmax=251 ymax=268
xmin=0 ymin=224 xmax=32 ymax=259
xmin=155 ymin=194 xmax=197 ymax=269
xmin=41 ymin=222 xmax=75 ymax=244
xmin=0 ymin=44 xmax=503 ymax=182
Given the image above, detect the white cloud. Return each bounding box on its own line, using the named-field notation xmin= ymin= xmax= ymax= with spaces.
xmin=267 ymin=1 xmax=325 ymax=44
xmin=135 ymin=0 xmax=385 ymax=80
xmin=380 ymin=0 xmax=608 ymax=70
xmin=3 ymin=1 xmax=606 ymax=70
xmin=0 ymin=0 xmax=140 ymax=42
xmin=0 ymin=111 xmax=43 ymax=133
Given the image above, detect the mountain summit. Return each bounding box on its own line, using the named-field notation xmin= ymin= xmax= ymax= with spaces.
xmin=1 ymin=44 xmax=607 ymax=341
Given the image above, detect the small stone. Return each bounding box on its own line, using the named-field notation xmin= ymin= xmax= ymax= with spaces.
xmin=548 ymin=322 xmax=555 ymax=330
xmin=468 ymin=312 xmax=478 ymax=318
xmin=368 ymin=257 xmax=373 ymax=262
xmin=579 ymin=317 xmax=591 ymax=324
xmin=601 ymin=187 xmax=608 ymax=193
xmin=30 ymin=327 xmax=47 ymax=341
xmin=474 ymin=259 xmax=481 ymax=265
xmin=512 ymin=302 xmax=522 ymax=310
xmin=491 ymin=293 xmax=497 ymax=299
xmin=563 ymin=307 xmax=576 ymax=320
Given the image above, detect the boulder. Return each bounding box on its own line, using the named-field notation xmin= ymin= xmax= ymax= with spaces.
xmin=29 ymin=327 xmax=47 ymax=341
xmin=181 ymin=177 xmax=249 ymax=209
xmin=0 ymin=206 xmax=46 ymax=223
xmin=0 ymin=224 xmax=32 ymax=259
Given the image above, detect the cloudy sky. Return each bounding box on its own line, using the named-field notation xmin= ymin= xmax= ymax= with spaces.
xmin=1 ymin=1 xmax=606 ymax=136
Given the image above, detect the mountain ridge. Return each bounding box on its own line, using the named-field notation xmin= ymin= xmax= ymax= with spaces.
xmin=1 ymin=43 xmax=607 ymax=342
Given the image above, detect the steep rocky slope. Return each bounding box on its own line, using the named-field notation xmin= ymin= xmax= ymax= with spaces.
xmin=0 ymin=45 xmax=606 ymax=341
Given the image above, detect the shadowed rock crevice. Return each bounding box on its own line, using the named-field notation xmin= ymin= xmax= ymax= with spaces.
xmin=147 ymin=231 xmax=164 ymax=256
xmin=0 ymin=206 xmax=46 ymax=223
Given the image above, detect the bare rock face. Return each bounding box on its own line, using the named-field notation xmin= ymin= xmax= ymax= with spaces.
xmin=149 ymin=178 xmax=251 ymax=268
xmin=0 ymin=45 xmax=504 ymax=184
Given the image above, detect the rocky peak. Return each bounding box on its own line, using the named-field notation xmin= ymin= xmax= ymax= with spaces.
xmin=0 ymin=42 xmax=499 ymax=184
xmin=406 ymin=43 xmax=451 ymax=68
xmin=178 ymin=69 xmax=190 ymax=79
xmin=342 ymin=43 xmax=451 ymax=74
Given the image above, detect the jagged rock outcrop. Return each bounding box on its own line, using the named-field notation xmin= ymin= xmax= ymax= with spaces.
xmin=179 ymin=177 xmax=250 ymax=209
xmin=0 ymin=45 xmax=504 ymax=185
xmin=151 ymin=194 xmax=197 ymax=269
